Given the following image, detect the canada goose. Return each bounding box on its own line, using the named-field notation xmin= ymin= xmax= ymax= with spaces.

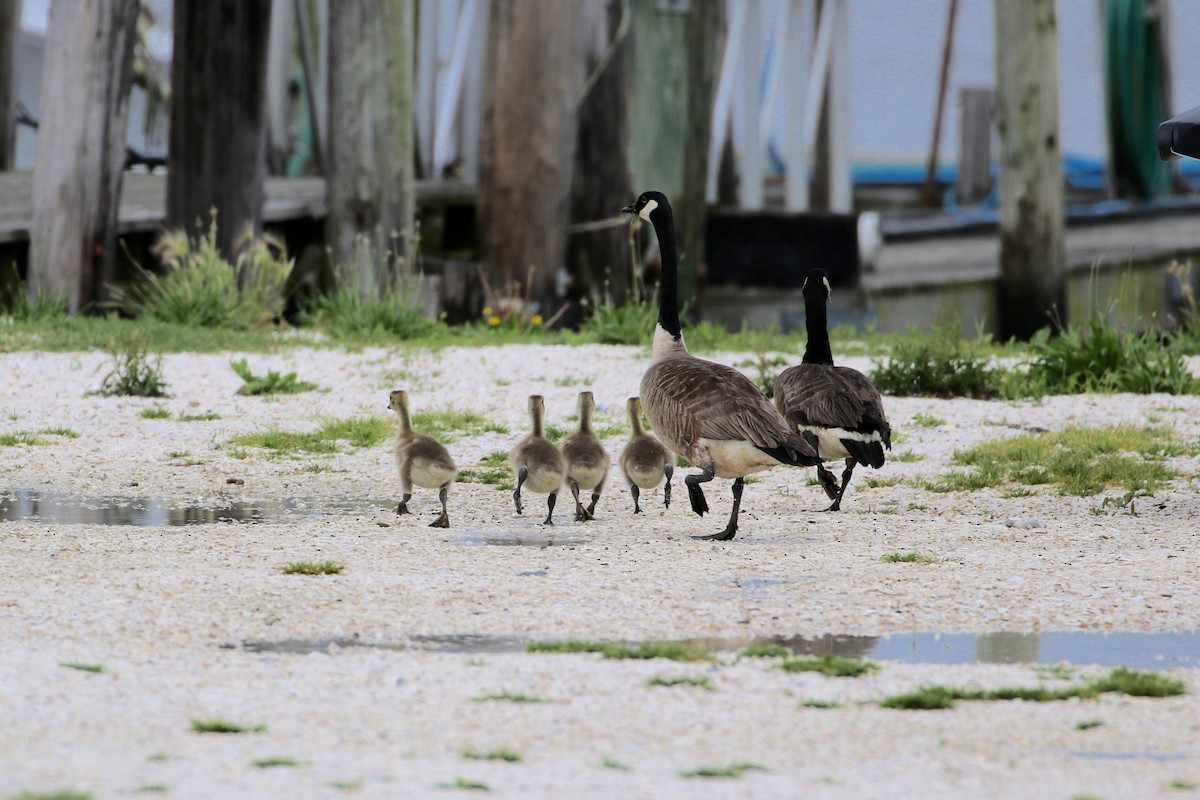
xmin=509 ymin=395 xmax=566 ymax=525
xmin=388 ymin=390 xmax=458 ymax=528
xmin=619 ymin=396 xmax=673 ymax=514
xmin=774 ymin=269 xmax=891 ymax=511
xmin=621 ymin=191 xmax=822 ymax=540
xmin=561 ymin=391 xmax=611 ymax=521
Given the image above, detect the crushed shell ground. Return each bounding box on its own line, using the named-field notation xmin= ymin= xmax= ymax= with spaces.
xmin=2 ymin=344 xmax=1199 ymax=799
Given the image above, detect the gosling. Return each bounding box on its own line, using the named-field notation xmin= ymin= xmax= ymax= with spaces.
xmin=561 ymin=391 xmax=611 ymax=521
xmin=509 ymin=395 xmax=566 ymax=525
xmin=618 ymin=396 xmax=673 ymax=514
xmin=388 ymin=390 xmax=458 ymax=528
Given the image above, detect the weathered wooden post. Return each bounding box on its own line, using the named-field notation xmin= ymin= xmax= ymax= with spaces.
xmin=994 ymin=0 xmax=1065 ymax=339
xmin=478 ymin=0 xmax=584 ymax=314
xmin=957 ymin=87 xmax=994 ymax=206
xmin=0 ymin=0 xmax=20 ymax=170
xmin=326 ymin=0 xmax=416 ymax=288
xmin=29 ymin=0 xmax=139 ymax=311
xmin=167 ymin=0 xmax=273 ymax=260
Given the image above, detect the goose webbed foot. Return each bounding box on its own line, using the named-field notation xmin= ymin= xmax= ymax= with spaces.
xmin=691 ymin=477 xmax=744 ymax=541
xmin=396 ymin=493 xmax=412 ymax=516
xmin=631 ymin=485 xmax=642 ymax=514
xmin=542 ymin=491 xmax=557 ymax=526
xmin=684 ymin=465 xmax=714 ymax=517
xmin=586 ymin=492 xmax=600 ymax=517
xmin=428 ymin=513 xmax=450 ymax=528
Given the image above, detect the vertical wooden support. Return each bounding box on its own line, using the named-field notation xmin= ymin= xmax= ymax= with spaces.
xmin=825 ymin=0 xmax=851 ymax=211
xmin=29 ymin=0 xmax=139 ymax=311
xmin=957 ymin=87 xmax=994 ymax=206
xmin=782 ymin=0 xmax=813 ymax=211
xmin=265 ymin=0 xmax=295 ymax=174
xmin=994 ymin=0 xmax=1065 ymax=338
xmin=731 ymin=0 xmax=764 ymax=210
xmin=0 ymin=0 xmax=19 ymax=170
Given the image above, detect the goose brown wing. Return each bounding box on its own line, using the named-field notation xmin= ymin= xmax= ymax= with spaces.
xmin=642 ymin=357 xmax=818 ymax=463
xmin=777 ymin=364 xmax=891 ymax=446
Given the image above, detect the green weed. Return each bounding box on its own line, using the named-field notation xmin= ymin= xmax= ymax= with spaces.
xmin=233 ymin=416 xmax=390 ymax=456
xmin=281 ymin=561 xmax=344 ymax=575
xmin=880 ymin=552 xmax=939 ymax=564
xmin=10 ymin=793 xmax=94 ymax=800
xmin=59 ymin=662 xmax=104 ymax=673
xmin=527 ymin=640 xmax=712 ymax=662
xmin=0 ymin=432 xmax=40 ymax=446
xmin=231 ymin=359 xmax=317 ymax=395
xmin=472 ymin=691 xmax=549 ymax=704
xmin=97 ymin=333 xmax=168 ymax=397
xmin=800 ymin=700 xmax=842 ymax=709
xmin=140 ymin=408 xmax=171 ymax=420
xmin=412 ymin=410 xmax=508 ymax=442
xmin=870 ymin=323 xmax=1001 ymax=399
xmin=190 ymin=718 xmax=267 ymax=734
xmin=252 ymin=757 xmax=300 ymax=768
xmin=680 ymin=763 xmax=765 ymax=779
xmin=444 ymin=778 xmax=489 ymax=791
xmin=912 ymin=412 xmax=945 ymax=428
xmin=601 ymin=759 xmax=631 ymax=771
xmin=777 ymin=655 xmax=878 ymax=678
xmin=892 ymin=451 xmax=925 ymax=462
xmin=647 ymin=676 xmax=714 ymax=690
xmin=1075 ymin=719 xmax=1104 ymax=730
xmin=463 ymin=749 xmax=521 ymax=762
xmin=178 ymin=412 xmax=221 ymax=422
xmin=881 ymin=666 xmax=1185 ymax=709
xmin=738 ymin=644 xmax=791 ymax=659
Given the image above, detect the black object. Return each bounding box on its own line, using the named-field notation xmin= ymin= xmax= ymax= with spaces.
xmin=1158 ymin=104 xmax=1200 ymax=161
xmin=705 ymin=210 xmax=859 ymax=289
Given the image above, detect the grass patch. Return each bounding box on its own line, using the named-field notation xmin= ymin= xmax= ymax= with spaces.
xmin=231 ymin=358 xmax=317 ymax=395
xmin=863 ymin=476 xmax=903 ymax=488
xmin=880 ymin=552 xmax=939 ymax=564
xmin=738 ymin=644 xmax=791 ymax=659
xmin=281 ymin=561 xmax=344 ymax=575
xmin=800 ymin=700 xmax=842 ymax=709
xmin=327 ymin=781 xmax=363 ymax=791
xmin=136 ymin=785 xmax=169 ymax=794
xmin=473 ymin=691 xmax=549 ymax=704
xmin=881 ymin=667 xmax=1185 ymax=710
xmin=10 ymin=793 xmax=94 ymax=800
xmin=412 ymin=410 xmax=508 ymax=442
xmin=1169 ymin=780 xmax=1198 ymax=790
xmin=1075 ymin=719 xmax=1104 ymax=730
xmin=140 ymin=408 xmax=172 ymax=420
xmin=59 ymin=662 xmax=104 ymax=673
xmin=457 ymin=452 xmax=512 ymax=488
xmin=0 ymin=432 xmax=41 ymax=446
xmin=96 ymin=333 xmax=168 ymax=397
xmin=680 ymin=763 xmax=766 ymax=779
xmin=442 ymin=778 xmax=489 ymax=791
xmin=1035 ymin=665 xmax=1077 ymax=681
xmin=190 ymin=718 xmax=267 ymax=734
xmin=911 ymin=412 xmax=945 ymax=428
xmin=526 ymin=639 xmax=712 ymax=662
xmin=232 ymin=416 xmax=390 ymax=457
xmin=146 ymin=753 xmax=172 ymax=762
xmin=178 ymin=412 xmax=221 ymax=422
xmin=870 ymin=322 xmax=1002 ymax=399
xmin=926 ymin=424 xmax=1192 ymax=496
xmin=601 ymin=759 xmax=631 ymax=771
xmin=463 ymin=749 xmax=521 ymax=762
xmin=892 ymin=451 xmax=925 ymax=463
xmin=252 ymin=757 xmax=301 ymax=768
xmin=777 ymin=654 xmax=879 ymax=678
xmin=647 ymin=676 xmax=714 ymax=690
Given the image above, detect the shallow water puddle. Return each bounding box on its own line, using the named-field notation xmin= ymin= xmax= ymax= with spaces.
xmin=0 ymin=489 xmax=389 ymax=526
xmin=233 ymin=630 xmax=1200 ymax=668
xmin=450 ymin=534 xmax=589 ymax=547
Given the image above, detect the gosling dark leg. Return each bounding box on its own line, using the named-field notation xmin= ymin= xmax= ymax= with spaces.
xmin=663 ymin=464 xmax=674 ymax=508
xmin=543 ymin=491 xmax=557 ymax=526
xmin=631 ymin=484 xmax=642 ymax=514
xmin=692 ymin=477 xmax=744 ymax=541
xmin=429 ymin=484 xmax=450 ymax=528
xmin=586 ymin=477 xmax=603 ymax=518
xmin=684 ymin=465 xmax=714 ymax=517
xmin=396 ymin=492 xmax=412 ymax=515
xmin=513 ymin=466 xmax=527 ymax=514
xmin=816 ymin=464 xmax=840 ymax=502
xmin=828 ymin=458 xmax=858 ymax=512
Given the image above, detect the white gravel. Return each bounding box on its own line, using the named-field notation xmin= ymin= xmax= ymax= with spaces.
xmin=2 ymin=344 xmax=1199 ymax=799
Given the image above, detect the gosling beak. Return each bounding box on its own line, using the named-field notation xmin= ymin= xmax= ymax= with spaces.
xmin=621 ymin=203 xmax=636 ymax=215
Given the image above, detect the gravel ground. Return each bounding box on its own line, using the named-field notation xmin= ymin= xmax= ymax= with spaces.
xmin=2 ymin=344 xmax=1199 ymax=799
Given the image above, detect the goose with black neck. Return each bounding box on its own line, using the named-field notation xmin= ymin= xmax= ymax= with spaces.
xmin=621 ymin=191 xmax=822 ymax=541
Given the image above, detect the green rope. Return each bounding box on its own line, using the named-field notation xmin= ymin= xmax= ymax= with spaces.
xmin=1105 ymin=0 xmax=1171 ymax=198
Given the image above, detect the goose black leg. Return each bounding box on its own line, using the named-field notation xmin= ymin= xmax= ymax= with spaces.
xmin=570 ymin=479 xmax=593 ymax=521
xmin=429 ymin=484 xmax=450 ymax=528
xmin=663 ymin=464 xmax=674 ymax=508
xmin=543 ymin=491 xmax=557 ymax=525
xmin=396 ymin=492 xmax=412 ymax=515
xmin=513 ymin=466 xmax=528 ymax=514
xmin=631 ymin=485 xmax=642 ymax=514
xmin=586 ymin=489 xmax=601 ymax=518
xmin=692 ymin=477 xmax=744 ymax=541
xmin=816 ymin=465 xmax=840 ymax=502
xmin=685 ymin=465 xmax=714 ymax=517
xmin=828 ymin=459 xmax=858 ymax=512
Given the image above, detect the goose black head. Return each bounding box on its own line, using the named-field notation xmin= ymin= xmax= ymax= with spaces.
xmin=802 ymin=269 xmax=832 ymax=301
xmin=622 ymin=191 xmax=671 ymax=224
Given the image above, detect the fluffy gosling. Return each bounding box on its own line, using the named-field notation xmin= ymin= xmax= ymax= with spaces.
xmin=509 ymin=395 xmax=566 ymax=525
xmin=388 ymin=390 xmax=458 ymax=528
xmin=618 ymin=396 xmax=673 ymax=514
xmin=561 ymin=391 xmax=611 ymax=521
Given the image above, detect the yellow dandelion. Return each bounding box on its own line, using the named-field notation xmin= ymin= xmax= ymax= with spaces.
xmin=531 ymin=315 xmax=544 ymax=326
xmin=488 ymin=315 xmax=502 ymax=327
xmin=482 ymin=306 xmax=493 ymax=317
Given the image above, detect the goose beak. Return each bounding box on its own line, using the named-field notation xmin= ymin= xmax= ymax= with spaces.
xmin=621 ymin=203 xmax=636 ymax=215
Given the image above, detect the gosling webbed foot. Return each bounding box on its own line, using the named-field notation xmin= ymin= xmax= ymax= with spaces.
xmin=428 ymin=513 xmax=450 ymax=528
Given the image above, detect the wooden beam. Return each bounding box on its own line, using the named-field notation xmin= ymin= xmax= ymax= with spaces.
xmin=0 ymin=0 xmax=19 ymax=170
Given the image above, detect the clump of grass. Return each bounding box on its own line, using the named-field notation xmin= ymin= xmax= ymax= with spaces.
xmin=472 ymin=691 xmax=549 ymax=704
xmin=140 ymin=408 xmax=171 ymax=420
xmin=190 ymin=718 xmax=267 ymax=734
xmin=231 ymin=359 xmax=317 ymax=395
xmin=800 ymin=700 xmax=842 ymax=709
xmin=526 ymin=639 xmax=712 ymax=662
xmin=281 ymin=561 xmax=344 ymax=575
xmin=178 ymin=412 xmax=220 ymax=422
xmin=864 ymin=476 xmax=903 ymax=488
xmin=1169 ymin=779 xmax=1198 ymax=790
xmin=462 ymin=749 xmax=522 ymax=762
xmin=458 ymin=451 xmax=512 ymax=488
xmin=1075 ymin=719 xmax=1104 ymax=730
xmin=0 ymin=432 xmax=41 ymax=446
xmin=777 ymin=654 xmax=878 ymax=678
xmin=97 ymin=333 xmax=168 ymax=397
xmin=647 ymin=676 xmax=714 ymax=690
xmin=881 ymin=666 xmax=1185 ymax=710
xmin=738 ymin=644 xmax=791 ymax=659
xmin=412 ymin=410 xmax=508 ymax=442
xmin=680 ymin=763 xmax=766 ymax=779
xmin=892 ymin=451 xmax=925 ymax=463
xmin=926 ymin=424 xmax=1192 ymax=497
xmin=1035 ymin=665 xmax=1077 ymax=681
xmin=59 ymin=662 xmax=104 ymax=673
xmin=110 ymin=217 xmax=291 ymax=328
xmin=136 ymin=785 xmax=169 ymax=794
xmin=911 ymin=412 xmax=945 ymax=428
xmin=444 ymin=778 xmax=490 ymax=791
xmin=870 ymin=323 xmax=1001 ymax=399
xmin=233 ymin=416 xmax=391 ymax=457
xmin=10 ymin=792 xmax=94 ymax=800
xmin=880 ymin=552 xmax=939 ymax=564
xmin=601 ymin=759 xmax=631 ymax=771
xmin=252 ymin=757 xmax=301 ymax=768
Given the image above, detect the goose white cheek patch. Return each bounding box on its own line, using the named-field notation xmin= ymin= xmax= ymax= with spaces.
xmin=638 ymin=198 xmax=658 ymax=222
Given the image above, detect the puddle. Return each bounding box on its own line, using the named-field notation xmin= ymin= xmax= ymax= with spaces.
xmin=450 ymin=535 xmax=589 ymax=547
xmin=232 ymin=630 xmax=1200 ymax=668
xmin=0 ymin=489 xmax=389 ymax=526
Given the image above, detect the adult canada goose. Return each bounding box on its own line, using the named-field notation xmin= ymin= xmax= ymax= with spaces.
xmin=774 ymin=269 xmax=891 ymax=511
xmin=619 ymin=396 xmax=673 ymax=514
xmin=388 ymin=390 xmax=458 ymax=528
xmin=561 ymin=391 xmax=611 ymax=521
xmin=509 ymin=395 xmax=566 ymax=525
xmin=621 ymin=191 xmax=822 ymax=540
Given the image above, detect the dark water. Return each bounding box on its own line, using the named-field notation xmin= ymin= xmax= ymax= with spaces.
xmin=235 ymin=630 xmax=1200 ymax=669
